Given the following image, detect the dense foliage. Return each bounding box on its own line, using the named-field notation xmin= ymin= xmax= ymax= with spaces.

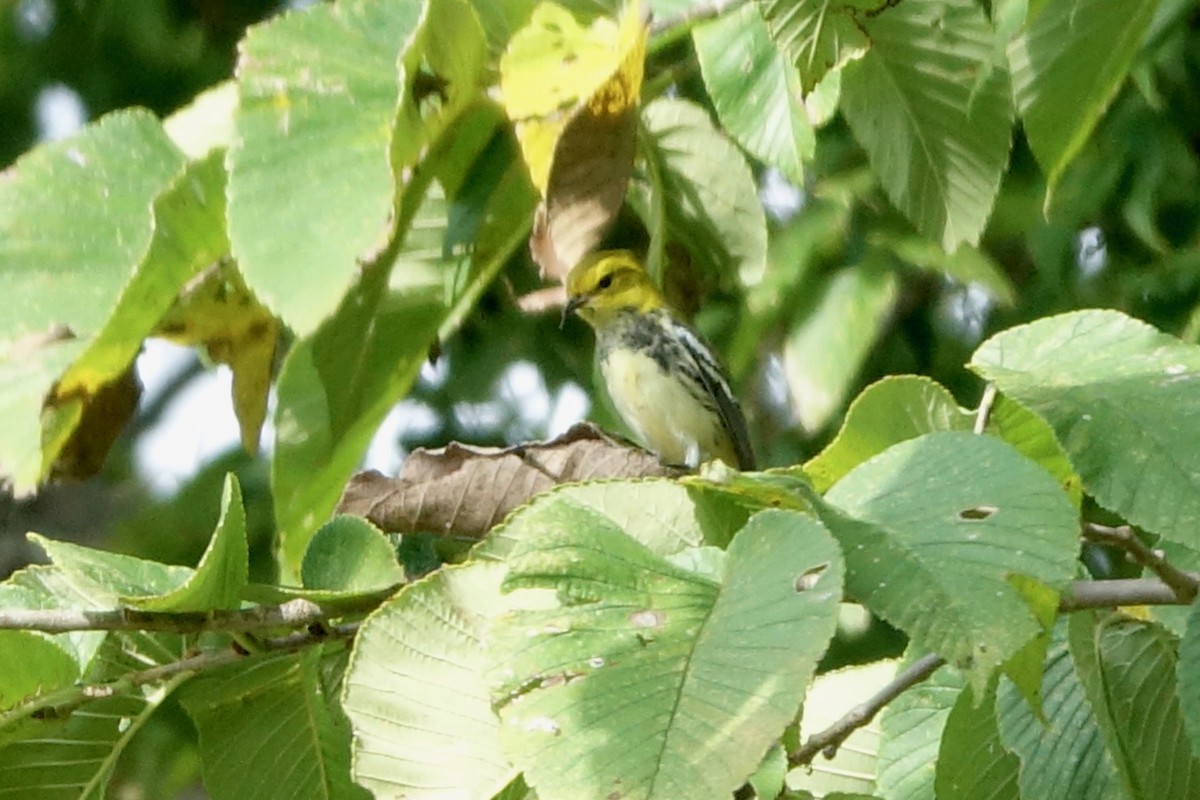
xmin=2 ymin=0 xmax=1200 ymax=798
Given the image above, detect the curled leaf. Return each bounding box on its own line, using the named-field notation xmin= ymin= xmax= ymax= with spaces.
xmin=336 ymin=422 xmax=680 ymax=538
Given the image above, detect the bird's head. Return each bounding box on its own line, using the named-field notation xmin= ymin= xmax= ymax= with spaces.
xmin=563 ymin=250 xmax=666 ymax=328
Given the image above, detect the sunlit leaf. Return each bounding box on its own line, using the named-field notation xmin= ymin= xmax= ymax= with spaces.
xmin=0 ymin=110 xmax=185 ymax=492
xmin=1009 ymin=0 xmax=1159 ymax=204
xmin=840 ymin=0 xmax=1014 ymax=250
xmin=229 ymin=0 xmax=486 ymax=335
xmin=694 ymin=4 xmax=814 ymax=186
xmin=822 ymin=431 xmax=1078 ymax=693
xmin=300 ymin=515 xmax=403 ymax=593
xmin=342 ymin=563 xmax=516 ymax=798
xmin=757 ymin=0 xmax=880 ymax=92
xmin=489 ymin=502 xmax=843 ymax=800
xmin=971 ymin=310 xmax=1200 ymax=550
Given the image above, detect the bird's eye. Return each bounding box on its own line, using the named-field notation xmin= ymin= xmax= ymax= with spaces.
xmin=597 ymin=274 xmax=614 ymax=290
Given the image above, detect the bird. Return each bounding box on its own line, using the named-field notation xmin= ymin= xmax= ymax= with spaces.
xmin=563 ymin=250 xmax=755 ymax=470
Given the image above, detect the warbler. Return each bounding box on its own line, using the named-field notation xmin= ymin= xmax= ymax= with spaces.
xmin=563 ymin=250 xmax=755 ymax=470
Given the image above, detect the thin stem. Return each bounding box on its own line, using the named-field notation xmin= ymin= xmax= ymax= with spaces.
xmin=790 ymin=574 xmax=1195 ymax=765
xmin=974 ymin=383 xmax=997 ymax=434
xmin=1082 ymin=522 xmax=1199 ymax=603
xmin=0 ymin=596 xmax=386 ymax=634
xmin=0 ymin=623 xmax=358 ymax=729
xmin=789 ymin=653 xmax=946 ymax=768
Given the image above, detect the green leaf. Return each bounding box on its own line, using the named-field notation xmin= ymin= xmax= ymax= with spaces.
xmin=1009 ymin=0 xmax=1159 ymax=203
xmin=0 ymin=690 xmax=178 ymax=800
xmin=0 ymin=622 xmax=79 ymax=717
xmin=341 ymin=562 xmax=516 ymax=798
xmin=996 ymin=620 xmax=1126 ymax=800
xmin=273 ymin=146 xmax=535 ymax=576
xmin=489 ymin=504 xmax=843 ymax=800
xmin=1180 ymin=600 xmax=1200 ymax=762
xmin=126 ymin=473 xmax=247 ymax=612
xmin=822 ymin=431 xmax=1079 ymax=693
xmin=1071 ymin=615 xmax=1200 ymax=799
xmin=163 ymin=80 xmax=237 ymax=159
xmin=182 ymin=652 xmax=367 ymax=800
xmin=970 ymin=309 xmax=1200 ymax=550
xmin=934 ymin=681 xmax=1021 ymax=800
xmin=805 ymin=376 xmax=971 ymax=493
xmin=28 ymin=534 xmax=192 ymax=601
xmin=228 ymin=0 xmax=486 ymax=335
xmin=782 ymin=259 xmax=900 ymax=434
xmin=0 ymin=109 xmax=185 ymax=492
xmin=476 ymin=477 xmax=750 ymax=561
xmin=879 ymin=233 xmax=1018 ymax=306
xmin=632 ymin=97 xmax=767 ymax=286
xmin=985 ymin=394 xmax=1082 ymax=508
xmin=301 ymin=515 xmax=404 ymax=593
xmin=877 ymin=652 xmax=965 ymax=800
xmin=840 ymin=0 xmax=1014 ymax=250
xmin=757 ymin=0 xmax=879 ymax=92
xmin=792 ymin=659 xmax=900 ymax=795
xmin=694 ymin=4 xmax=814 ymax=186
xmin=1 ymin=566 xmax=110 ymax=673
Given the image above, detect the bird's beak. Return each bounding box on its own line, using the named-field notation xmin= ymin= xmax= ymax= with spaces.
xmin=561 ymin=294 xmax=587 ymax=328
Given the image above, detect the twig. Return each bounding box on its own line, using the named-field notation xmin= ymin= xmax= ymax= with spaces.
xmin=0 ymin=622 xmax=359 ymax=729
xmin=790 ymin=653 xmax=947 ymax=768
xmin=1059 ymin=576 xmax=1191 ymax=610
xmin=789 ymin=574 xmax=1194 ymax=766
xmin=1082 ymin=522 xmax=1199 ymax=603
xmin=0 ymin=596 xmax=388 ymax=634
xmin=973 ymin=383 xmax=997 ymax=434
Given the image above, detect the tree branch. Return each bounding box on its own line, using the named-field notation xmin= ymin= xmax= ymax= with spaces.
xmin=1081 ymin=522 xmax=1199 ymax=603
xmin=0 ymin=622 xmax=359 ymax=729
xmin=0 ymin=595 xmax=389 ymax=634
xmin=789 ymin=653 xmax=947 ymax=768
xmin=789 ymin=573 xmax=1195 ymax=767
xmin=650 ymin=0 xmax=745 ymax=34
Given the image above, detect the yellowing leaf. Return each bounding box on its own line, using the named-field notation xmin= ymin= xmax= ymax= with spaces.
xmin=501 ymin=1 xmax=647 ymax=276
xmin=155 ymin=262 xmax=277 ymax=454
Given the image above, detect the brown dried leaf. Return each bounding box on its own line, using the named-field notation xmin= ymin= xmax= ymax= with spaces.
xmin=336 ymin=422 xmax=682 ymax=538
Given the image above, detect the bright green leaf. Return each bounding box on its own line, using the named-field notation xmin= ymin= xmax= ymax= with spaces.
xmin=757 ymin=0 xmax=879 ymax=92
xmin=840 ymin=0 xmax=1014 ymax=250
xmin=805 ymin=376 xmax=971 ymax=493
xmin=694 ymin=4 xmax=814 ymax=186
xmin=28 ymin=534 xmax=192 ymax=602
xmin=792 ymin=659 xmax=899 ymax=795
xmin=228 ymin=0 xmax=486 ymax=335
xmin=477 ymin=477 xmax=750 ymax=561
xmin=822 ymin=431 xmax=1078 ymax=693
xmin=301 ymin=515 xmax=403 ymax=593
xmin=490 ymin=503 xmax=843 ymax=800
xmin=0 ymin=109 xmax=185 ymax=492
xmin=971 ymin=309 xmax=1200 ymax=550
xmin=783 ymin=260 xmax=900 ymax=434
xmin=341 ymin=562 xmax=516 ymax=799
xmin=1009 ymin=0 xmax=1159 ymax=203
xmin=125 ymin=474 xmax=248 ymax=612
